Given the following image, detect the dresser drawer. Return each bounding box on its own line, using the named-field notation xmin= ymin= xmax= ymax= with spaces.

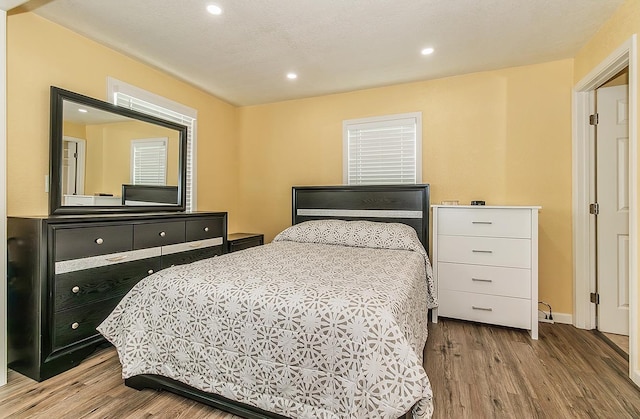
xmin=437 ymin=235 xmax=531 ymax=268
xmin=55 ymin=225 xmax=133 ymax=261
xmin=186 ymin=218 xmax=224 ymax=241
xmin=134 ymin=221 xmax=185 ymax=249
xmin=51 ymin=295 xmax=123 ymax=351
xmin=438 ymin=208 xmax=531 ymax=238
xmin=438 ymin=289 xmax=531 ymax=329
xmin=54 ymin=254 xmax=161 ymax=311
xmin=437 ymin=262 xmax=531 ymax=299
xmin=162 ymin=237 xmax=223 ymax=256
xmin=161 ymin=243 xmax=223 ymax=268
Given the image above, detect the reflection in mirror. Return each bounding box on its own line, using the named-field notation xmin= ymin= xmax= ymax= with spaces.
xmin=56 ymin=95 xmax=183 ymax=209
xmin=50 ymin=86 xmax=187 ymax=214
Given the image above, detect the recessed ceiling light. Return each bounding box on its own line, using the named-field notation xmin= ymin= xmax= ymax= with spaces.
xmin=286 ymin=73 xmax=298 ymax=80
xmin=78 ymin=108 xmax=88 ymax=113
xmin=206 ymin=4 xmax=223 ymax=15
xmin=421 ymin=47 xmax=435 ymax=56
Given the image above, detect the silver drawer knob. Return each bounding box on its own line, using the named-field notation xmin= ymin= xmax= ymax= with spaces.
xmin=204 ymin=227 xmax=209 ymax=232
xmin=159 ymin=231 xmax=166 ymax=237
xmin=148 ymin=269 xmax=154 ymax=274
xmin=71 ymin=322 xmax=79 ymax=330
xmin=95 ymin=238 xmax=104 ymax=245
xmin=72 ymin=286 xmax=80 ymax=294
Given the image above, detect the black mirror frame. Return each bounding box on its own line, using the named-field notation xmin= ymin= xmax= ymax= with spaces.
xmin=49 ymin=86 xmax=187 ymax=215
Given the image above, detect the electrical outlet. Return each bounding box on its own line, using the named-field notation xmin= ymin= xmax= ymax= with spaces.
xmin=538 ymin=312 xmax=554 ymax=324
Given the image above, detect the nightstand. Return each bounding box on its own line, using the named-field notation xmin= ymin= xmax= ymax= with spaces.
xmin=227 ymin=233 xmax=264 ymax=253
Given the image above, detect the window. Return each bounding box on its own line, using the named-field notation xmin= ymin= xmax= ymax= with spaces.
xmin=343 ymin=112 xmax=422 ymax=185
xmin=108 ymin=77 xmax=198 ymax=211
xmin=131 ymin=138 xmax=167 ymax=185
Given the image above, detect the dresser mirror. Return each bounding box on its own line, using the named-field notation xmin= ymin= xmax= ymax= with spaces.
xmin=49 ymin=86 xmax=187 ymax=214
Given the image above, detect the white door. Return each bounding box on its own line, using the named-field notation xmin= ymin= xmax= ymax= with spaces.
xmin=61 ymin=137 xmax=85 ymax=196
xmin=596 ymin=84 xmax=630 ymax=336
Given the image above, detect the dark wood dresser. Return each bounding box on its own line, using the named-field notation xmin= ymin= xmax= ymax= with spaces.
xmin=7 ymin=212 xmax=227 ymax=381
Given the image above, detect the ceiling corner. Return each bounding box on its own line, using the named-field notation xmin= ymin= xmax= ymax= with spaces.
xmin=0 ymin=0 xmax=28 ymax=12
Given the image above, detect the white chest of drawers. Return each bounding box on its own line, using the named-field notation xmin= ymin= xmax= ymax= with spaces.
xmin=432 ymin=205 xmax=541 ymax=339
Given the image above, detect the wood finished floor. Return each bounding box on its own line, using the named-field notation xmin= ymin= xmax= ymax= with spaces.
xmin=1 ymin=319 xmax=639 ymax=418
xmin=602 ymin=332 xmax=630 ymax=355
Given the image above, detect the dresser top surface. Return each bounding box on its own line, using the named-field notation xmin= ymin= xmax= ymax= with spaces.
xmin=9 ymin=211 xmax=226 ymax=220
xmin=431 ymin=205 xmax=541 ymax=210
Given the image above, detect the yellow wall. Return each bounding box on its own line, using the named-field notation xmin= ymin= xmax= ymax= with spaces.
xmin=574 ymin=0 xmax=640 ymax=380
xmin=602 ymin=69 xmax=629 ymax=88
xmin=10 ymin=7 xmax=625 ymax=322
xmin=238 ymin=59 xmax=574 ymax=314
xmin=71 ymin=120 xmax=180 ymax=197
xmin=7 ymin=12 xmax=239 ymax=230
xmin=88 ymin=121 xmax=181 ymax=195
xmin=62 ymin=120 xmax=85 ymax=138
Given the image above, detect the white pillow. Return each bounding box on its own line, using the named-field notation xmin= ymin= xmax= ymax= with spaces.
xmin=273 ymin=219 xmax=425 ymax=253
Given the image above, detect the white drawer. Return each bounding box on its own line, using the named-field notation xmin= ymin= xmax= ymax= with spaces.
xmin=437 ymin=235 xmax=531 ymax=268
xmin=438 ymin=289 xmax=531 ymax=329
xmin=437 ymin=262 xmax=531 ymax=298
xmin=438 ymin=208 xmax=531 ymax=238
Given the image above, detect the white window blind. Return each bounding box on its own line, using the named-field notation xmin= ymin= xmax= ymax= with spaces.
xmin=131 ymin=138 xmax=167 ymax=185
xmin=343 ymin=113 xmax=422 ymax=185
xmin=112 ymin=89 xmax=197 ymax=212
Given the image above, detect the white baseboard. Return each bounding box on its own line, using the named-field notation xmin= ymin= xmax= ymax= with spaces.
xmin=538 ymin=311 xmax=573 ymax=325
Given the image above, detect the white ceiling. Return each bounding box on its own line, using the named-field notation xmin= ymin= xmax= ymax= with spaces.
xmin=0 ymin=0 xmax=27 ymax=11
xmin=62 ymin=99 xmax=130 ymax=125
xmin=23 ymin=0 xmax=624 ymax=106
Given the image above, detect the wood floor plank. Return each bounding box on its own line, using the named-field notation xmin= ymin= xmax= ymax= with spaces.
xmin=601 ymin=332 xmax=629 ymax=355
xmin=425 ymin=320 xmax=640 ymax=419
xmin=2 ymin=319 xmax=640 ymax=418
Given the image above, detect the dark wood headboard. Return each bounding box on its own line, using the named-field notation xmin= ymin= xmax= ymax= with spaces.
xmin=292 ymin=184 xmax=430 ymax=253
xmin=121 ymin=184 xmax=179 ymax=206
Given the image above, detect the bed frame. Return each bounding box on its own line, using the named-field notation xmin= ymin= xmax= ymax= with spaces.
xmin=292 ymin=184 xmax=430 ymax=253
xmin=125 ymin=184 xmax=431 ymax=418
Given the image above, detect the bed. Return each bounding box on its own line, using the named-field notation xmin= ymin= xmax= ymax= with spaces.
xmin=98 ymin=184 xmax=436 ymax=418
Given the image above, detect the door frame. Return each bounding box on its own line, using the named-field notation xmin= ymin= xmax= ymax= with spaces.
xmin=62 ymin=136 xmax=86 ymax=196
xmin=572 ymin=35 xmax=639 ymax=385
xmin=0 ymin=9 xmax=6 ymax=388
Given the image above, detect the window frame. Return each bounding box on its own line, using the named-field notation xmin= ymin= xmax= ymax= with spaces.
xmin=342 ymin=112 xmax=422 ymax=185
xmin=107 ymin=77 xmax=198 ymax=211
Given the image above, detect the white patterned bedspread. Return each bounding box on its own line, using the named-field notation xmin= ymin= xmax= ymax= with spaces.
xmin=98 ymin=220 xmax=436 ymax=418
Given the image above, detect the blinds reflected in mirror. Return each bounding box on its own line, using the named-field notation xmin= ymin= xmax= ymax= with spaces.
xmin=131 ymin=138 xmax=168 ymax=185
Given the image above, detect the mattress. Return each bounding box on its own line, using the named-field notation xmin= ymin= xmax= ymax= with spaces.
xmin=98 ymin=220 xmax=437 ymax=418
